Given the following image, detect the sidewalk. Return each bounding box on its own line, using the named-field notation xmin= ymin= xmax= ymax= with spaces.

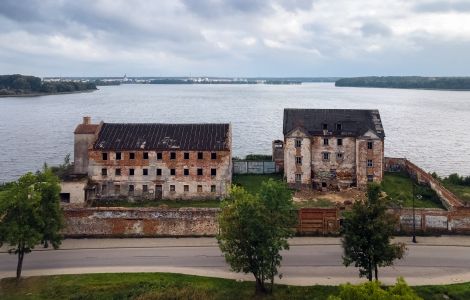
xmin=3 ymin=235 xmax=470 ymax=252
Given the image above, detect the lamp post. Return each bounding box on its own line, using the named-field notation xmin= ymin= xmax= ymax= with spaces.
xmin=412 ymin=183 xmax=422 ymax=244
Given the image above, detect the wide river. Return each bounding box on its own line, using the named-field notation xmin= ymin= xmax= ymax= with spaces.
xmin=0 ymin=83 xmax=469 ymax=182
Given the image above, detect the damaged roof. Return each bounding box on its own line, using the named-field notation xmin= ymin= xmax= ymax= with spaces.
xmin=93 ymin=123 xmax=230 ymax=151
xmin=283 ymin=108 xmax=385 ymax=138
xmin=74 ymin=124 xmax=99 ymax=134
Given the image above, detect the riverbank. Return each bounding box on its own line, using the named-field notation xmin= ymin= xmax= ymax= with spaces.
xmin=0 ymin=89 xmax=97 ymax=98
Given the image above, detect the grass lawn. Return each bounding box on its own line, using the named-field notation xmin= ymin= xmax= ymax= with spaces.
xmin=294 ymin=198 xmax=336 ymax=208
xmin=382 ymin=172 xmax=445 ymax=209
xmin=232 ymin=173 xmax=283 ymax=195
xmin=442 ymin=183 xmax=470 ymax=204
xmin=1 ymin=273 xmax=469 ymax=300
xmin=92 ymin=199 xmax=221 ymax=208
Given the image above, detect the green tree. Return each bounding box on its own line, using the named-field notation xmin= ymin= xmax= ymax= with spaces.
xmin=0 ymin=169 xmax=63 ymax=281
xmin=328 ymin=277 xmax=422 ymax=300
xmin=217 ymin=180 xmax=296 ymax=294
xmin=342 ymin=183 xmax=406 ymax=281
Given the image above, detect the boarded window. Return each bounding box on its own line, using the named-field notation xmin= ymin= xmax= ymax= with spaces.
xmin=197 ymin=185 xmax=203 ymax=193
xmin=184 ymin=185 xmax=189 ymax=192
xmin=114 ymin=185 xmax=120 ymax=194
xmin=211 ymin=185 xmax=216 ymax=193
xmin=170 ymin=185 xmax=176 ymax=192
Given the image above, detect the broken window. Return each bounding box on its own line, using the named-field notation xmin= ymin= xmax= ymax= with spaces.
xmin=337 ymin=138 xmax=343 ymax=146
xmin=211 ymin=185 xmax=216 ymax=193
xmin=367 ymin=175 xmax=374 ymax=182
xmin=101 ymin=168 xmax=107 ymax=176
xmin=198 ymin=152 xmax=204 ymax=159
xmin=323 ymin=123 xmax=328 ymax=130
xmin=115 ymin=168 xmax=121 ymax=176
xmin=157 ymin=152 xmax=162 ymax=160
xmin=322 ymin=182 xmax=327 ymax=188
xmin=170 ymin=152 xmax=176 ymax=160
xmin=156 ymin=168 xmax=162 ymax=176
xmin=170 ymin=185 xmax=176 ymax=192
xmin=143 ymin=184 xmax=148 ymax=193
xmin=323 ymin=138 xmax=329 ymax=146
xmin=295 ymin=173 xmax=302 ymax=183
xmin=197 ymin=168 xmax=203 ymax=176
xmin=143 ymin=168 xmax=148 ymax=176
xmin=184 ymin=168 xmax=189 ymax=176
xmin=295 ymin=139 xmax=302 ymax=148
xmin=129 ymin=152 xmax=135 ymax=160
xmin=129 ymin=168 xmax=135 ymax=176
xmin=129 ymin=185 xmax=134 ymax=192
xmin=114 ymin=185 xmax=120 ymax=195
xmin=170 ymin=168 xmax=176 ymax=176
xmin=367 ymin=160 xmax=373 ymax=167
xmin=367 ymin=141 xmax=373 ymax=149
xmin=102 ymin=152 xmax=108 ymax=160
xmin=184 ymin=152 xmax=190 ymax=159
xmin=60 ymin=193 xmax=70 ymax=203
xmin=101 ymin=184 xmax=107 ymax=194
xmin=211 ymin=152 xmax=217 ymax=160
xmin=197 ymin=185 xmax=203 ymax=193
xmin=184 ymin=185 xmax=189 ymax=192
xmin=336 ymin=123 xmax=342 ymax=131
xmin=143 ymin=152 xmax=149 ymax=159
xmin=295 ymin=156 xmax=302 ymax=165
xmin=116 ymin=152 xmax=121 ymax=160
xmin=211 ymin=168 xmax=217 ymax=176
xmin=323 ymin=152 xmax=330 ymax=161
xmin=337 ymin=153 xmax=343 ymax=159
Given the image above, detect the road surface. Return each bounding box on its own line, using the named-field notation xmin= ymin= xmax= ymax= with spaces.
xmin=1 ymin=238 xmax=469 ymax=285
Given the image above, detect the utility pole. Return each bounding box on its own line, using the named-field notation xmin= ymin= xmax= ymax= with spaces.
xmin=412 ymin=183 xmax=417 ymax=243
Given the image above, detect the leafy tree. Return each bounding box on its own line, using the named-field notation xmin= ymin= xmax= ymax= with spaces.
xmin=342 ymin=183 xmax=406 ymax=281
xmin=0 ymin=169 xmax=63 ymax=281
xmin=217 ymin=180 xmax=296 ymax=294
xmin=328 ymin=277 xmax=422 ymax=300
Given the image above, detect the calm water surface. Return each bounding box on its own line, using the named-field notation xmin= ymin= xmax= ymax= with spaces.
xmin=0 ymin=83 xmax=469 ymax=182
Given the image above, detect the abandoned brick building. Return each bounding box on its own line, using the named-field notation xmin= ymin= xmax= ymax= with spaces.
xmin=68 ymin=117 xmax=232 ymax=202
xmin=281 ymin=109 xmax=385 ymax=190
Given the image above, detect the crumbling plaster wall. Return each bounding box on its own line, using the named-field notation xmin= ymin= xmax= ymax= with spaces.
xmin=356 ymin=135 xmax=384 ymax=188
xmin=284 ymin=129 xmax=311 ymax=187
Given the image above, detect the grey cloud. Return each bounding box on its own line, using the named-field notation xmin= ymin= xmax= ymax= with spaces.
xmin=360 ymin=22 xmax=392 ymax=37
xmin=414 ymin=1 xmax=470 ymax=13
xmin=181 ymin=0 xmax=268 ymax=18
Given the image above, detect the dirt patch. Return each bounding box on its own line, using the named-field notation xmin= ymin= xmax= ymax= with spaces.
xmin=293 ymin=188 xmax=365 ymax=206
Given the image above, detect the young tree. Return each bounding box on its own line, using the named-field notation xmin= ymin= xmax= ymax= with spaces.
xmin=0 ymin=169 xmax=63 ymax=281
xmin=217 ymin=180 xmax=297 ymax=294
xmin=341 ymin=183 xmax=406 ymax=281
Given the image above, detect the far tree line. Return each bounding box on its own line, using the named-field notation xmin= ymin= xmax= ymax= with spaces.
xmin=0 ymin=74 xmax=97 ymax=96
xmin=335 ymin=76 xmax=470 ymax=90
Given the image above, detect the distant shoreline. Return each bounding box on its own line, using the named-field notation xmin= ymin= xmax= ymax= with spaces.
xmin=335 ymin=85 xmax=470 ymax=92
xmin=0 ymin=89 xmax=98 ymax=98
xmin=335 ymin=76 xmax=470 ymax=91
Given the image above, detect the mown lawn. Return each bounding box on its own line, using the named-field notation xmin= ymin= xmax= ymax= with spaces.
xmin=442 ymin=183 xmax=470 ymax=204
xmin=92 ymin=199 xmax=221 ymax=208
xmin=232 ymin=174 xmax=283 ymax=195
xmin=382 ymin=172 xmax=445 ymax=209
xmin=1 ymin=273 xmax=469 ymax=300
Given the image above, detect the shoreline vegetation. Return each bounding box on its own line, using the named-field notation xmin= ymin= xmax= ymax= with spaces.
xmin=0 ymin=74 xmax=97 ymax=97
xmin=335 ymin=76 xmax=470 ymax=90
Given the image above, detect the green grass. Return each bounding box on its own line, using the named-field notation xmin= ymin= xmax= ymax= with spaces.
xmin=295 ymin=198 xmax=336 ymax=208
xmin=232 ymin=174 xmax=283 ymax=195
xmin=92 ymin=199 xmax=221 ymax=208
xmin=382 ymin=172 xmax=445 ymax=209
xmin=1 ymin=273 xmax=469 ymax=300
xmin=442 ymin=183 xmax=470 ymax=204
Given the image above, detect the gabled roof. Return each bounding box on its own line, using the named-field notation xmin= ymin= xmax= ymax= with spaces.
xmin=92 ymin=123 xmax=230 ymax=151
xmin=74 ymin=124 xmax=99 ymax=134
xmin=283 ymin=108 xmax=385 ymax=138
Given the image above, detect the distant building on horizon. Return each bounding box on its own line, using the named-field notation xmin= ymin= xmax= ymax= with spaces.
xmin=280 ymin=108 xmax=385 ymax=190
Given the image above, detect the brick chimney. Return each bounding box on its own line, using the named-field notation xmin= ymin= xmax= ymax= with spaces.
xmin=83 ymin=116 xmax=91 ymax=125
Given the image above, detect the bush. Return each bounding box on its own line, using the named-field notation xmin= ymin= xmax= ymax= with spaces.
xmin=329 ymin=277 xmax=422 ymax=300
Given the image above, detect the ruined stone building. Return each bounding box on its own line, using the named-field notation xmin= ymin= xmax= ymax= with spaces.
xmin=281 ymin=109 xmax=385 ymax=190
xmin=64 ymin=117 xmax=232 ymax=203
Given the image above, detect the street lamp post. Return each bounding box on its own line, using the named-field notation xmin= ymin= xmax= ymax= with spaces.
xmin=412 ymin=183 xmax=422 ymax=244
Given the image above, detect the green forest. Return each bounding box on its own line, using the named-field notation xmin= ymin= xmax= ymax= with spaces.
xmin=0 ymin=74 xmax=97 ymax=96
xmin=335 ymin=76 xmax=470 ymax=90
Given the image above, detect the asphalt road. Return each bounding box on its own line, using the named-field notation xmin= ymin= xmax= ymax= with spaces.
xmin=1 ymin=242 xmax=469 ymax=285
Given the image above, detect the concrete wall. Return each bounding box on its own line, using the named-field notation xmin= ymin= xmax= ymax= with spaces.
xmin=63 ymin=207 xmax=219 ymax=237
xmin=392 ymin=208 xmax=470 ymax=234
xmin=60 ymin=180 xmax=87 ymax=204
xmin=88 ymin=149 xmax=232 ymax=201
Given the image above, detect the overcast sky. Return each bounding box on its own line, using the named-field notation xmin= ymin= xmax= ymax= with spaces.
xmin=1 ymin=0 xmax=470 ymax=77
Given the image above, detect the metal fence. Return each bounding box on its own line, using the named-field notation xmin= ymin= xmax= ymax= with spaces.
xmin=233 ymin=160 xmax=276 ymax=174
